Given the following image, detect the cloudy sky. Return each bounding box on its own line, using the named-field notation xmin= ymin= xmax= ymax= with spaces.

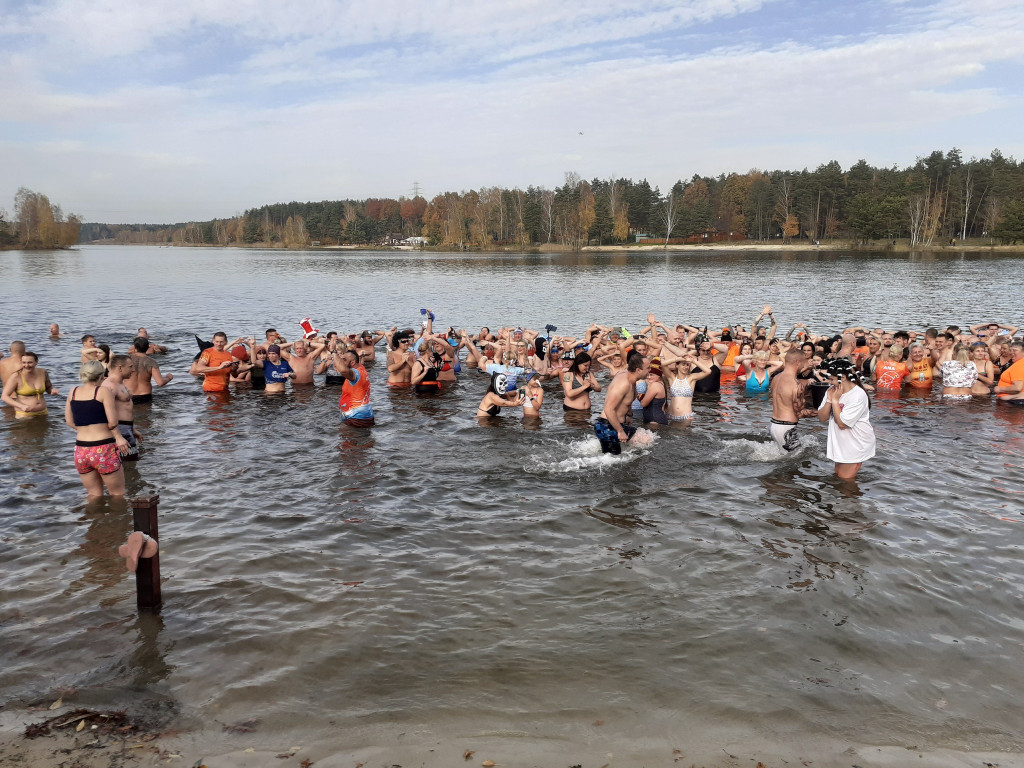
xmin=2 ymin=0 xmax=1022 ymax=223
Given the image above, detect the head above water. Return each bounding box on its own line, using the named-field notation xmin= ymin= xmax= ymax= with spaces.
xmin=569 ymin=351 xmax=591 ymax=375
xmin=488 ymin=372 xmax=509 ymax=395
xmin=79 ymin=360 xmax=106 ymax=382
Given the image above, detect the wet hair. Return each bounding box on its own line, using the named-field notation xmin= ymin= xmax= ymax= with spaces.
xmin=21 ymin=351 xmax=39 ymax=362
xmin=79 ymin=360 xmax=106 ymax=382
xmin=81 ymin=335 xmax=94 ymax=344
xmin=894 ymin=331 xmax=910 ymax=341
xmin=110 ymin=354 xmax=132 ymax=370
xmin=11 ymin=340 xmax=26 ymax=354
xmin=133 ymin=336 xmax=149 ymax=353
xmin=1009 ymin=341 xmax=1024 ymax=352
xmin=213 ymin=332 xmax=228 ymax=341
xmin=939 ymin=332 xmax=955 ymax=343
xmin=952 ymin=343 xmax=970 ymax=366
xmin=800 ymin=342 xmax=814 ymax=354
xmin=98 ymin=344 xmax=110 ymax=362
xmin=265 ymin=328 xmax=277 ymax=337
xmin=568 ymin=351 xmax=591 ymax=375
xmin=627 ymin=353 xmax=645 ymax=373
xmin=924 ymin=328 xmax=938 ymax=340
xmin=888 ymin=344 xmax=905 ymax=359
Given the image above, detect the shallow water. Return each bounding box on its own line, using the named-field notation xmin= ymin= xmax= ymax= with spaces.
xmin=2 ymin=245 xmax=1024 ymax=756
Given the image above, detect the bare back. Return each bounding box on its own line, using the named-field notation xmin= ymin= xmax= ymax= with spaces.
xmin=770 ymin=369 xmax=801 ymax=422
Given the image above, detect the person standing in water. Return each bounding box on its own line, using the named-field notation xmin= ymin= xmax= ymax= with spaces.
xmin=594 ymin=354 xmax=648 ymax=455
xmin=65 ymin=361 xmax=130 ymax=496
xmin=770 ymin=348 xmax=815 ymax=452
xmin=127 ymin=336 xmax=174 ymax=404
xmin=332 ymin=349 xmax=374 ymax=427
xmin=102 ymin=355 xmax=141 ymax=462
xmin=817 ymin=359 xmax=876 ymax=480
xmin=1 ymin=351 xmax=59 ymax=418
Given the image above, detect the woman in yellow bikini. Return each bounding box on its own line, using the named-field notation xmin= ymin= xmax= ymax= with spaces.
xmin=1 ymin=351 xmax=59 ymax=417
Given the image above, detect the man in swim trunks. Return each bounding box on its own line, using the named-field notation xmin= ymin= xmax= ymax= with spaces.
xmin=994 ymin=341 xmax=1024 ymax=404
xmin=769 ymin=348 xmax=816 ymax=451
xmin=594 ymin=353 xmax=647 ymax=455
xmin=387 ymin=331 xmax=416 ymax=385
xmin=103 ymin=355 xmax=141 ymax=461
xmin=127 ymin=336 xmax=174 ymax=403
xmin=280 ymin=338 xmax=325 ymax=385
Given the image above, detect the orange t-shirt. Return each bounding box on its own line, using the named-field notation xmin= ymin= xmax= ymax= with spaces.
xmin=907 ymin=359 xmax=933 ymax=389
xmin=722 ymin=343 xmax=740 ymax=368
xmin=199 ymin=348 xmax=234 ymax=392
xmin=874 ymin=360 xmax=909 ymax=390
xmin=997 ymin=358 xmax=1024 ymax=395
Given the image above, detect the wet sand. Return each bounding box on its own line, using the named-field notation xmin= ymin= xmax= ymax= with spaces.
xmin=4 ymin=705 xmax=1024 ymax=768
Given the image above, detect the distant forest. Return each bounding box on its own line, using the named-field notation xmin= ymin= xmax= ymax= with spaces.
xmin=75 ymin=148 xmax=1024 ymax=249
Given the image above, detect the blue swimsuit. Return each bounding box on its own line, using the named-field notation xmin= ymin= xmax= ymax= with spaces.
xmin=745 ymin=370 xmax=771 ymax=393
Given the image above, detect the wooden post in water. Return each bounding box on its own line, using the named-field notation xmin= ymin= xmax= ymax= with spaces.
xmin=130 ymin=495 xmax=162 ymax=613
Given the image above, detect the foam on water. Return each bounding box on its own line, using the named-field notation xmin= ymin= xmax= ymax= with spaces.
xmin=528 ymin=428 xmax=659 ymax=474
xmin=712 ymin=431 xmax=824 ymax=463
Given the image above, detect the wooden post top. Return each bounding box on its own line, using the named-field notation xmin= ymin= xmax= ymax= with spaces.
xmin=131 ymin=495 xmax=161 ymax=509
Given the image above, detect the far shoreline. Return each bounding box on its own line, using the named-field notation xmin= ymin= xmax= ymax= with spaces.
xmin=65 ymin=239 xmax=1024 ymax=255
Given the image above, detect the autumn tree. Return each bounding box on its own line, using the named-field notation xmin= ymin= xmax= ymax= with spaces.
xmin=12 ymin=187 xmax=81 ymax=248
xmin=283 ymin=215 xmax=309 ymax=248
xmin=659 ymin=188 xmax=680 ymax=245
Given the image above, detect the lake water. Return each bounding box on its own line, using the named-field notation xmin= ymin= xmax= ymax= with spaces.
xmin=2 ymin=244 xmax=1024 ymax=765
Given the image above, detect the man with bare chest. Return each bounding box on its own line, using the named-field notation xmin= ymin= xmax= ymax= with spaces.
xmin=769 ymin=348 xmax=816 ymax=452
xmin=127 ymin=337 xmax=174 ymax=404
xmin=103 ymin=355 xmax=140 ymax=462
xmin=281 ymin=338 xmax=325 ymax=385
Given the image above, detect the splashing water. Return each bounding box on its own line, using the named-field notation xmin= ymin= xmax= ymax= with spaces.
xmin=528 ymin=428 xmax=660 ymax=474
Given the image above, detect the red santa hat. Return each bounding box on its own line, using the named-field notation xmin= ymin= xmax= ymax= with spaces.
xmin=298 ymin=317 xmax=320 ymax=339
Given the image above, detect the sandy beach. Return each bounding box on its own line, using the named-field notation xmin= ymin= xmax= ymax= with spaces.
xmin=4 ymin=701 xmax=1024 ymax=768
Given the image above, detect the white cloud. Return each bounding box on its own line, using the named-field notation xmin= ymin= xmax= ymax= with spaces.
xmin=0 ymin=0 xmax=1022 ymax=221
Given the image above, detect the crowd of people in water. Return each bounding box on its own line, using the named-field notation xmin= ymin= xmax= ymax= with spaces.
xmin=3 ymin=308 xmax=1023 ymax=496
